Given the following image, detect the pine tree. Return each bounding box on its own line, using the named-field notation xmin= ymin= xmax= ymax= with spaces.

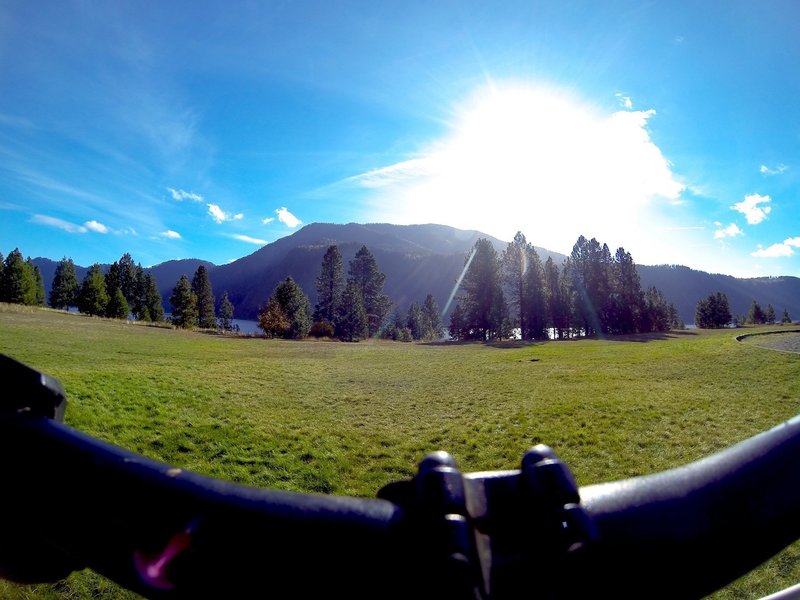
xmin=106 ymin=287 xmax=130 ymax=319
xmin=609 ymin=247 xmax=643 ymax=334
xmin=336 ymin=280 xmax=368 ymax=342
xmin=423 ymin=294 xmax=443 ymax=339
xmin=77 ymin=264 xmax=109 ymax=316
xmin=272 ymin=277 xmax=311 ymax=339
xmin=49 ymin=257 xmax=79 ymax=309
xmin=695 ymin=292 xmax=731 ymax=328
xmin=192 ymin=265 xmax=216 ymax=329
xmin=566 ymin=236 xmax=612 ymax=337
xmin=314 ymin=245 xmax=345 ymax=326
xmin=502 ymin=232 xmax=530 ymax=338
xmin=523 ymin=246 xmax=547 ymax=340
xmin=449 ymin=303 xmax=466 ymax=341
xmin=782 ymin=308 xmax=792 ymax=324
xmin=348 ymin=246 xmax=392 ymax=337
xmin=30 ymin=261 xmax=45 ymax=306
xmin=219 ymin=291 xmax=235 ymax=331
xmin=460 ymin=238 xmax=503 ymax=340
xmin=170 ymin=275 xmax=198 ymax=328
xmin=144 ymin=273 xmax=164 ymax=321
xmin=766 ymin=304 xmax=776 ymax=325
xmin=1 ymin=249 xmax=36 ymax=305
xmin=747 ymin=300 xmax=765 ymax=325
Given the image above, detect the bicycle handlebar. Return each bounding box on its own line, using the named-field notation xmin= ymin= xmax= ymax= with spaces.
xmin=2 ymin=353 xmax=799 ymax=599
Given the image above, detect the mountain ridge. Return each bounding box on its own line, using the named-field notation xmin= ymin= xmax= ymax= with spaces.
xmin=28 ymin=223 xmax=799 ymax=324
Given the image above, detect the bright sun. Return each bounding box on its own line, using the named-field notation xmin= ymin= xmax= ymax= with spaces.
xmin=360 ymin=82 xmax=685 ymax=260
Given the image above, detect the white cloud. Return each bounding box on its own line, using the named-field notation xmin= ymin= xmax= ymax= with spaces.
xmin=160 ymin=230 xmax=182 ymax=239
xmin=84 ymin=220 xmax=109 ymax=234
xmin=31 ymin=214 xmax=87 ymax=234
xmin=168 ymin=187 xmax=203 ymax=202
xmin=231 ymin=234 xmax=267 ymax=245
xmin=262 ymin=217 xmax=275 ymax=224
xmin=714 ymin=223 xmax=743 ymax=239
xmin=751 ymin=237 xmax=800 ymax=258
xmin=731 ymin=193 xmax=771 ymax=225
xmin=276 ymin=207 xmax=302 ymax=228
xmin=615 ymin=93 xmax=633 ymax=109
xmin=207 ymin=203 xmax=243 ymax=224
xmin=340 ymin=84 xmax=686 ymax=264
xmin=760 ymin=164 xmax=788 ymax=176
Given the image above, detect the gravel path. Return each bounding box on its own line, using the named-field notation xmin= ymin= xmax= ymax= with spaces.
xmin=738 ymin=330 xmax=800 ymax=353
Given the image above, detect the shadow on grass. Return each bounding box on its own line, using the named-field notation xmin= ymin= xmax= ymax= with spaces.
xmin=422 ymin=330 xmax=698 ymax=347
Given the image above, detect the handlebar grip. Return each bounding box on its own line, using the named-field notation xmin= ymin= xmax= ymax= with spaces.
xmin=575 ymin=416 xmax=800 ymax=598
xmin=0 ymin=414 xmax=410 ymax=598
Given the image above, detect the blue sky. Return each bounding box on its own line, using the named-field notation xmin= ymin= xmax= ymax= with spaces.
xmin=1 ymin=1 xmax=798 ymax=277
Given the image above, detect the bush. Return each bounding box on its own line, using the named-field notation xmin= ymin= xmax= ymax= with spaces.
xmin=309 ymin=321 xmax=336 ymax=338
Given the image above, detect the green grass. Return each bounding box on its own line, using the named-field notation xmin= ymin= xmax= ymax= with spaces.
xmin=1 ymin=304 xmax=799 ymax=598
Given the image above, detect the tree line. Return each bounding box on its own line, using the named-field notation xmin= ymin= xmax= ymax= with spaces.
xmin=0 ymin=248 xmax=165 ymax=322
xmin=168 ymin=265 xmax=236 ymax=331
xmin=448 ymin=233 xmax=680 ymax=341
xmin=255 ymin=244 xmax=441 ymax=342
xmin=694 ymin=292 xmax=792 ymax=328
xmin=4 ymin=231 xmax=687 ymax=342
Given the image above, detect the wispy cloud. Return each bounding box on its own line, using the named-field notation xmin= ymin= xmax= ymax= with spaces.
xmin=759 ymin=164 xmax=788 ymax=176
xmin=168 ymin=187 xmax=204 ymax=202
xmin=231 ymin=234 xmax=267 ymax=245
xmin=160 ymin=230 xmax=182 ymax=239
xmin=731 ymin=193 xmax=771 ymax=225
xmin=751 ymin=237 xmax=800 ymax=258
xmin=262 ymin=217 xmax=275 ymax=225
xmin=84 ymin=220 xmax=109 ymax=234
xmin=713 ymin=223 xmax=743 ymax=239
xmin=615 ymin=93 xmax=633 ymax=109
xmin=276 ymin=207 xmax=302 ymax=228
xmin=207 ymin=203 xmax=244 ymax=224
xmin=31 ymin=214 xmax=88 ymax=234
xmin=31 ymin=214 xmax=124 ymax=235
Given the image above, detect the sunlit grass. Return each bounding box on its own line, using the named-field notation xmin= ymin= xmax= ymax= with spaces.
xmin=1 ymin=305 xmax=799 ymax=598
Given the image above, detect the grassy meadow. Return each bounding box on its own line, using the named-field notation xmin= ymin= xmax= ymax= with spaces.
xmin=1 ymin=303 xmax=799 ymax=598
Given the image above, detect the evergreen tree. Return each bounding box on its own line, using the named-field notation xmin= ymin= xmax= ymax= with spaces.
xmin=747 ymin=300 xmax=765 ymax=325
xmin=314 ymin=245 xmax=345 ymax=326
xmin=1 ymin=249 xmax=36 ymax=305
xmin=449 ymin=303 xmax=466 ymax=341
xmin=423 ymin=293 xmax=443 ymax=339
xmin=348 ymin=246 xmax=392 ymax=337
xmin=218 ymin=291 xmax=235 ymax=331
xmin=143 ymin=273 xmax=164 ymax=322
xmin=406 ymin=302 xmax=428 ymax=340
xmin=782 ymin=308 xmax=792 ymax=324
xmin=258 ymin=296 xmax=290 ymax=338
xmin=543 ymin=257 xmax=567 ymax=339
xmin=766 ymin=304 xmax=776 ymax=325
xmin=336 ymin=280 xmax=368 ymax=342
xmin=272 ymin=277 xmax=311 ymax=339
xmin=49 ymin=257 xmax=79 ymax=309
xmin=523 ymin=246 xmax=547 ymax=340
xmin=502 ymin=232 xmax=530 ymax=338
xmin=460 ymin=238 xmax=503 ymax=340
xmin=106 ymin=287 xmax=130 ymax=319
xmin=566 ymin=236 xmax=612 ymax=337
xmin=77 ymin=264 xmax=109 ymax=316
xmin=609 ymin=247 xmax=643 ymax=334
xmin=30 ymin=261 xmax=45 ymax=306
xmin=695 ymin=292 xmax=731 ymax=328
xmin=169 ymin=275 xmax=198 ymax=328
xmin=192 ymin=265 xmax=216 ymax=329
